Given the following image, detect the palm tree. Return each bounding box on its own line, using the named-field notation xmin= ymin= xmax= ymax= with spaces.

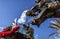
xmin=49 ymin=18 xmax=60 ymax=37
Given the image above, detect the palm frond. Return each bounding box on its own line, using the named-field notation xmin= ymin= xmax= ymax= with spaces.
xmin=48 ymin=32 xmax=57 ymax=38
xmin=51 ymin=20 xmax=60 ymax=28
xmin=49 ymin=25 xmax=59 ymax=30
xmin=49 ymin=19 xmax=60 ymax=37
xmin=50 ymin=20 xmax=60 ymax=30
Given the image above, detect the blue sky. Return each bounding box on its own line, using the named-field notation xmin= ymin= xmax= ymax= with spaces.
xmin=0 ymin=0 xmax=58 ymax=39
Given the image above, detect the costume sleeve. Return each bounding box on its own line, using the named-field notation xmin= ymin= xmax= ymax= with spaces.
xmin=0 ymin=26 xmax=20 ymax=37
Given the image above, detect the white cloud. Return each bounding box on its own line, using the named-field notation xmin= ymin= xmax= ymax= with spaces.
xmin=17 ymin=10 xmax=28 ymax=24
xmin=0 ymin=27 xmax=3 ymax=29
xmin=0 ymin=27 xmax=3 ymax=31
xmin=34 ymin=35 xmax=40 ymax=39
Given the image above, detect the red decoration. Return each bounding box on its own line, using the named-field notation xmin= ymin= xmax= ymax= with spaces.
xmin=0 ymin=26 xmax=20 ymax=37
